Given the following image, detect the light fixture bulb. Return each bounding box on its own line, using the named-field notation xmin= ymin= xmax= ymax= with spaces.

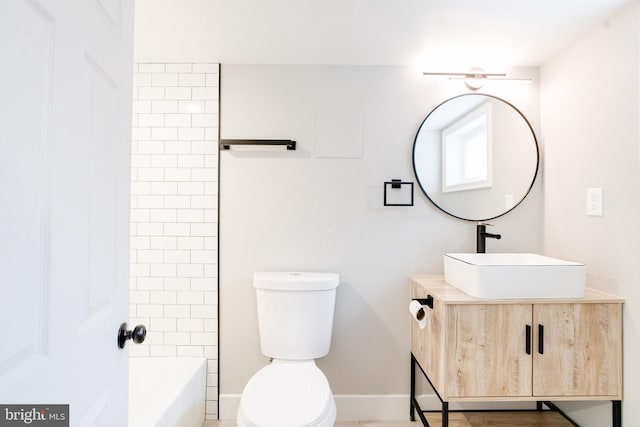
xmin=464 ymin=67 xmax=486 ymax=90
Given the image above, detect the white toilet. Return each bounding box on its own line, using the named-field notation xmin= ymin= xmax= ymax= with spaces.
xmin=237 ymin=272 xmax=340 ymax=427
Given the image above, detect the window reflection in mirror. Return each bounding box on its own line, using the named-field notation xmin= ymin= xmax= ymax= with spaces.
xmin=442 ymin=102 xmax=492 ymax=193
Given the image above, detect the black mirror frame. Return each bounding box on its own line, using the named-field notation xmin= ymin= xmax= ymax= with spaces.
xmin=412 ymin=93 xmax=540 ymax=222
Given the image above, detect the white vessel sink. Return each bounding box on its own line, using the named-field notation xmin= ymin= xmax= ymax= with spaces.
xmin=443 ymin=253 xmax=586 ymax=299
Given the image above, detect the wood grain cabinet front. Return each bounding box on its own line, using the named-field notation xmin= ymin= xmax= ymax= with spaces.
xmin=446 ymin=303 xmax=533 ymax=398
xmin=410 ymin=277 xmax=623 ymax=402
xmin=533 ymin=303 xmax=622 ymax=398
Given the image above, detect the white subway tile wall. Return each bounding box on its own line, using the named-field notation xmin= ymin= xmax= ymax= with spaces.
xmin=130 ymin=63 xmax=219 ymax=420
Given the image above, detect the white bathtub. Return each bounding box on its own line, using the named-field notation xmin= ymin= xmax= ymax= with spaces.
xmin=129 ymin=357 xmax=206 ymax=427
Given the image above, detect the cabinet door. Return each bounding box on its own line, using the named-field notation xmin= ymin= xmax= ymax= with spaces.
xmin=446 ymin=304 xmax=533 ymax=398
xmin=533 ymin=303 xmax=622 ymax=398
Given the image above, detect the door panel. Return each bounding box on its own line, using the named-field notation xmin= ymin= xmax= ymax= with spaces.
xmin=0 ymin=0 xmax=53 ymax=376
xmin=0 ymin=0 xmax=133 ymax=424
xmin=85 ymin=54 xmax=119 ymax=321
xmin=95 ymin=0 xmax=122 ymax=33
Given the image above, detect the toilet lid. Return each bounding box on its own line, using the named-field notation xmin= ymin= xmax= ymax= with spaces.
xmin=240 ymin=362 xmax=333 ymax=427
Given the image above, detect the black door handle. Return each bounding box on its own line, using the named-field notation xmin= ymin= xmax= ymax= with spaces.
xmin=525 ymin=325 xmax=532 ymax=355
xmin=538 ymin=324 xmax=544 ymax=354
xmin=118 ymin=323 xmax=147 ymax=349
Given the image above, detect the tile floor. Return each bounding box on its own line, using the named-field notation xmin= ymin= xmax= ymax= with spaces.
xmin=203 ymin=411 xmax=572 ymax=426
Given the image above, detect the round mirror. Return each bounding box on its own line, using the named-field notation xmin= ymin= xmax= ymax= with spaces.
xmin=413 ymin=94 xmax=539 ymax=221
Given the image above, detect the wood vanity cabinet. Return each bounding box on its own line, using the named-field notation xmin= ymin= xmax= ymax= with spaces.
xmin=410 ymin=276 xmax=623 ymax=402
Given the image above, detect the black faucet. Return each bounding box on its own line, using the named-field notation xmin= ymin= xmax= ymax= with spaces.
xmin=476 ymin=223 xmax=501 ymax=253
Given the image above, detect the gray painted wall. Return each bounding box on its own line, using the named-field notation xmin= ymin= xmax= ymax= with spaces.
xmin=541 ymin=4 xmax=640 ymax=426
xmin=219 ymin=65 xmax=543 ymax=410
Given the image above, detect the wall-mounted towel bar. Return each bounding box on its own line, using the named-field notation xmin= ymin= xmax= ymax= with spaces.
xmin=220 ymin=139 xmax=296 ymax=151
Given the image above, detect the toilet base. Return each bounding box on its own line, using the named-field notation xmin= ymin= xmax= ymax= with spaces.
xmin=237 ymin=360 xmax=337 ymax=427
xmin=237 ymin=398 xmax=336 ymax=427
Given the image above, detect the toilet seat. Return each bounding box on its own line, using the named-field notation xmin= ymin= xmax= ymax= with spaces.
xmin=238 ymin=361 xmax=336 ymax=427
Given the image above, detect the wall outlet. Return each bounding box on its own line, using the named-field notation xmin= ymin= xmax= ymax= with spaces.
xmin=586 ymin=187 xmax=603 ymax=216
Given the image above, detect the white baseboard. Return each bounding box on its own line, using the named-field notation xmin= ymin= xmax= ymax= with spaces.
xmin=219 ymin=393 xmax=536 ymax=421
xmin=334 ymin=394 xmax=424 ymax=421
xmin=219 ymin=394 xmax=240 ymax=420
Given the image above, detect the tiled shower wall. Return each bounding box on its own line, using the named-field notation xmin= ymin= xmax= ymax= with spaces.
xmin=129 ymin=63 xmax=219 ymax=419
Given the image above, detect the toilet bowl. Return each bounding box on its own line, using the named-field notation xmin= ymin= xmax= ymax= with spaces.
xmin=237 ymin=272 xmax=340 ymax=427
xmin=237 ymin=360 xmax=336 ymax=427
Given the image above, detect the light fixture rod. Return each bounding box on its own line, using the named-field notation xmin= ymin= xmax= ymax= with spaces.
xmin=423 ymin=71 xmax=507 ymax=78
xmin=448 ymin=76 xmax=533 ymax=82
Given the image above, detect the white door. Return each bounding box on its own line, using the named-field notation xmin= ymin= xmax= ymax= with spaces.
xmin=0 ymin=0 xmax=134 ymax=425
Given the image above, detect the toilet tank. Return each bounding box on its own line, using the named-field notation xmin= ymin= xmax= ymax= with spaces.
xmin=254 ymin=272 xmax=339 ymax=360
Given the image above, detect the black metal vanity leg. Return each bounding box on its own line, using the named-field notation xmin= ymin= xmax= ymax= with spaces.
xmin=612 ymin=400 xmax=621 ymax=427
xmin=536 ymin=401 xmax=543 ymax=411
xmin=410 ymin=354 xmax=416 ymax=421
xmin=442 ymin=401 xmax=449 ymax=427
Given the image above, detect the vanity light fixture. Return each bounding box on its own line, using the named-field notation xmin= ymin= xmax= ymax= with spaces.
xmin=423 ymin=68 xmax=533 ymax=90
xmin=220 ymin=139 xmax=296 ymax=151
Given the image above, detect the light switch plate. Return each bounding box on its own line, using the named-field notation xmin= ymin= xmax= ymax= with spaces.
xmin=586 ymin=187 xmax=603 ymax=216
